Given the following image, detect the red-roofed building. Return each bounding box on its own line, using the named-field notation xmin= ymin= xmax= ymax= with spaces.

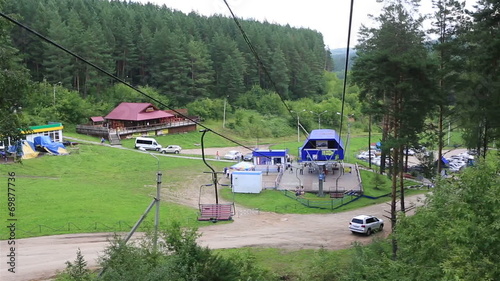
xmin=77 ymin=102 xmax=197 ymax=144
xmin=89 ymin=116 xmax=105 ymax=126
xmin=105 ymin=103 xmax=174 ymax=129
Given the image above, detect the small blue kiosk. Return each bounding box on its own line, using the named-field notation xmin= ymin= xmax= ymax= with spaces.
xmin=252 ymin=149 xmax=289 ymax=165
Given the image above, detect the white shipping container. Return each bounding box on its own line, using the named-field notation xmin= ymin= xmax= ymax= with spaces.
xmin=232 ymin=171 xmax=263 ymax=193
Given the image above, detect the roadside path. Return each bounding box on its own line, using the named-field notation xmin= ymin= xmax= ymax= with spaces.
xmin=63 ymin=136 xmax=244 ymax=163
xmin=0 ymin=194 xmax=426 ymax=281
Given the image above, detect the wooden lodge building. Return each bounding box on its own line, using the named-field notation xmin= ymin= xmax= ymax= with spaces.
xmin=76 ymin=102 xmax=197 ymax=144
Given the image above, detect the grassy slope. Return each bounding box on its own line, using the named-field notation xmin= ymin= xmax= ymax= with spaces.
xmin=2 ymin=143 xmax=229 ymax=238
xmin=2 ymin=127 xmax=427 ymax=238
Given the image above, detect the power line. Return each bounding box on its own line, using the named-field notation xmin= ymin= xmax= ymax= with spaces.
xmin=222 ymin=0 xmax=310 ymax=140
xmin=338 ymin=0 xmax=355 ymax=145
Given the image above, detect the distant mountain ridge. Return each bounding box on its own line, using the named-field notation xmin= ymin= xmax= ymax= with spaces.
xmin=331 ymin=48 xmax=357 ymax=78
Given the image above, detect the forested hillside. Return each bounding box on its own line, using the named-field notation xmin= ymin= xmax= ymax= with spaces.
xmin=4 ymin=0 xmax=333 ymax=106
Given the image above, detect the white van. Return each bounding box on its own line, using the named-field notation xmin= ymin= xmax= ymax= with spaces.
xmin=134 ymin=137 xmax=162 ymax=151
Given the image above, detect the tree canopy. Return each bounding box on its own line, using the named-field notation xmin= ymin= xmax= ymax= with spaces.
xmin=4 ymin=0 xmax=331 ymax=105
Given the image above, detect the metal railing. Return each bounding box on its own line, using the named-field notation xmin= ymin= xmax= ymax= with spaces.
xmin=16 ymin=218 xmax=197 ymax=237
xmin=281 ymin=189 xmax=359 ymax=210
xmin=76 ymin=119 xmax=197 ymax=137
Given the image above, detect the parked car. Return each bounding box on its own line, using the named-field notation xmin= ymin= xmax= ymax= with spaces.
xmin=448 ymin=162 xmax=465 ymax=172
xmin=160 ymin=145 xmax=182 ymax=154
xmin=224 ymin=150 xmax=242 ymax=160
xmin=135 ymin=137 xmax=162 ymax=151
xmin=349 ymin=215 xmax=384 ymax=235
xmin=356 ymin=152 xmax=375 ymax=160
xmin=403 ymin=148 xmax=416 ymax=156
xmin=243 ymin=153 xmax=253 ymax=161
xmin=408 ymin=164 xmax=424 ymax=173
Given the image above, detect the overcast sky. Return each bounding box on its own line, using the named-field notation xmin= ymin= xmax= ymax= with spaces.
xmin=133 ymin=0 xmax=475 ymax=49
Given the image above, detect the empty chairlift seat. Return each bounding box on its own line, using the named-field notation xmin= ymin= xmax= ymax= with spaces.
xmin=198 ymin=203 xmax=235 ymax=221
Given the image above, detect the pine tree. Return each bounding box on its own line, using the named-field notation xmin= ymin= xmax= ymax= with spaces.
xmin=43 ymin=10 xmax=72 ymax=86
xmin=269 ymin=48 xmax=290 ymax=97
xmin=429 ymin=0 xmax=468 ymax=173
xmin=0 ymin=0 xmax=31 ymax=143
xmin=455 ymin=0 xmax=500 ymax=158
xmin=352 ymin=0 xmax=436 ymax=258
xmin=64 ymin=248 xmax=91 ymax=280
xmin=186 ymin=40 xmax=215 ymax=99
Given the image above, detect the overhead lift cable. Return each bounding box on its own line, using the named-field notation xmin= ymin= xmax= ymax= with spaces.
xmin=222 ymin=0 xmax=311 ymax=139
xmin=338 ymin=0 xmax=355 ymax=143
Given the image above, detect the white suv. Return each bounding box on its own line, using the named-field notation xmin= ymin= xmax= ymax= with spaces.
xmin=349 ymin=215 xmax=384 ymax=235
xmin=160 ymin=145 xmax=182 ymax=154
xmin=223 ymin=150 xmax=242 ymax=160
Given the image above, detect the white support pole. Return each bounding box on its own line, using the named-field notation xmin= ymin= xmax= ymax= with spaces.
xmin=223 ymin=96 xmax=228 ymax=129
xmin=297 ymin=115 xmax=300 ymax=142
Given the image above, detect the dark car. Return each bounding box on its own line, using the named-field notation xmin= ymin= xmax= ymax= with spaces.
xmin=243 ymin=153 xmax=253 ymax=161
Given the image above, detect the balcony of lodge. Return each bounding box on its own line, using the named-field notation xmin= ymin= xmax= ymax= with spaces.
xmin=76 ymin=118 xmax=198 ymax=140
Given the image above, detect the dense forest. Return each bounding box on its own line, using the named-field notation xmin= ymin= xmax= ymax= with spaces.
xmin=4 ymin=0 xmax=332 ymax=106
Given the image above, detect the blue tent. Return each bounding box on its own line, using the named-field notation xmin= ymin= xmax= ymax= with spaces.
xmin=7 ymin=140 xmax=39 ymax=159
xmin=441 ymin=156 xmax=449 ymax=167
xmin=34 ymin=136 xmax=68 ymax=155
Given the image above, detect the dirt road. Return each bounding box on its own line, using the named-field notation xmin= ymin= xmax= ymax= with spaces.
xmin=0 ymin=193 xmax=426 ymax=281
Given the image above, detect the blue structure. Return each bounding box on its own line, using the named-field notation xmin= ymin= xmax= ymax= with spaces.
xmin=299 ymin=129 xmax=344 ymax=162
xmin=252 ymin=149 xmax=288 ymax=165
xmin=33 ymin=136 xmax=68 ymax=155
xmin=441 ymin=156 xmax=450 ymax=167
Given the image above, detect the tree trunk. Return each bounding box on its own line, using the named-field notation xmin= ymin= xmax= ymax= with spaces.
xmin=391 ymin=144 xmax=398 ymax=259
xmin=380 ymin=114 xmax=388 ymax=174
xmin=368 ymin=114 xmax=372 ymax=169
xmin=482 ymin=122 xmax=488 ymax=160
xmin=399 ymin=146 xmax=405 ymax=213
xmin=438 ymin=104 xmax=443 ymax=174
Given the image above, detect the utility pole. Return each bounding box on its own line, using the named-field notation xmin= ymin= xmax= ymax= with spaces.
xmin=223 ymin=95 xmax=228 ymax=129
xmin=53 ymin=81 xmax=61 ymax=106
xmin=291 ymin=109 xmax=305 ymax=142
xmin=98 ymin=149 xmax=162 ymax=277
xmin=311 ymin=110 xmax=328 ymax=129
xmin=154 ymin=163 xmax=162 ymax=250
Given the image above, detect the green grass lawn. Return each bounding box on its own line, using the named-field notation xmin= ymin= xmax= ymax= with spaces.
xmin=1 ymin=128 xmax=427 ymax=239
xmin=1 ymin=143 xmax=228 ymax=238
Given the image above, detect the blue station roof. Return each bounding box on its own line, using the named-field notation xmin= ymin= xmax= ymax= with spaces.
xmin=303 ymin=129 xmax=344 ymax=149
xmin=299 ymin=129 xmax=345 ymax=161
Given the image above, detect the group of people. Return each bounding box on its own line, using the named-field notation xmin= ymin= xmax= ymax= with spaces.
xmin=294 ymin=186 xmax=305 ymax=196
